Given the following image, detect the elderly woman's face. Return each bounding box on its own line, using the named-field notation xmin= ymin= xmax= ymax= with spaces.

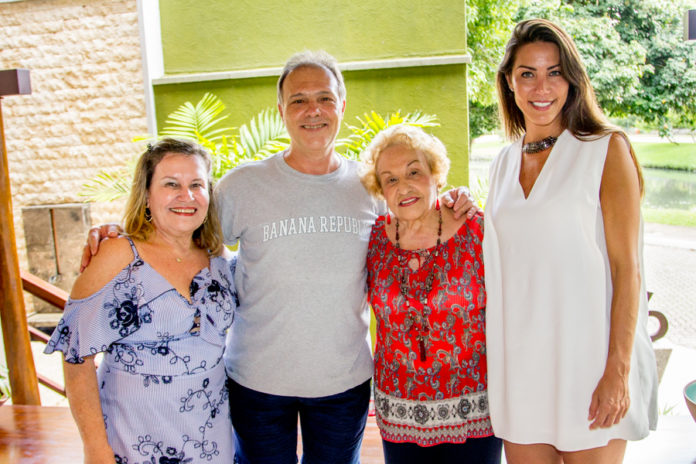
xmin=376 ymin=144 xmax=438 ymax=222
xmin=147 ymin=153 xmax=210 ymax=238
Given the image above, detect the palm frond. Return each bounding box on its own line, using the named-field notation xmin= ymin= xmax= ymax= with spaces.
xmin=160 ymin=93 xmax=235 ymax=143
xmin=79 ymin=166 xmax=133 ymax=202
xmin=237 ymin=108 xmax=290 ymax=162
xmin=337 ymin=110 xmax=440 ymax=160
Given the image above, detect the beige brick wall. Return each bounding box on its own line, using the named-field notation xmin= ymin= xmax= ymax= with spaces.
xmin=0 ymin=0 xmax=147 ymax=279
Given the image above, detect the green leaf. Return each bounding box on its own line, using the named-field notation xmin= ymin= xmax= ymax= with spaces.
xmin=336 ymin=110 xmax=440 ymax=160
xmin=79 ymin=159 xmax=136 ymax=202
xmin=160 ymin=93 xmax=235 ymax=143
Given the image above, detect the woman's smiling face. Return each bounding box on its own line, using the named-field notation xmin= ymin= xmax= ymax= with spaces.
xmin=147 ymin=153 xmax=210 ymax=237
xmin=376 ymin=144 xmax=438 ymax=223
xmin=507 ymin=41 xmax=569 ymax=138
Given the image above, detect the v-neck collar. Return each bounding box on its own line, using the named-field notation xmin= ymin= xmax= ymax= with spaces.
xmin=516 ymin=129 xmax=568 ymax=200
xmin=128 ymin=238 xmax=212 ymax=305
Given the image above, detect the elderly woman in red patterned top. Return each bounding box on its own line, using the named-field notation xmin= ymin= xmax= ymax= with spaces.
xmin=359 ymin=125 xmax=501 ymax=464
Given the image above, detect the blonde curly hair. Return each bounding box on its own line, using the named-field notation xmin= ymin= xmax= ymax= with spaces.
xmin=359 ymin=125 xmax=450 ymax=200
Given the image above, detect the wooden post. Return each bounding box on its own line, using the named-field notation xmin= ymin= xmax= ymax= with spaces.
xmin=0 ymin=69 xmax=40 ymax=405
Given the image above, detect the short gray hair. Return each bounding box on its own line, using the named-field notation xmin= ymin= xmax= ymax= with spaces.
xmin=277 ymin=50 xmax=346 ymax=104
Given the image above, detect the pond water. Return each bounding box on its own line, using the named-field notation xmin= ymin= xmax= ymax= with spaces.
xmin=643 ymin=168 xmax=696 ymax=210
xmin=468 ymin=159 xmax=696 ymax=212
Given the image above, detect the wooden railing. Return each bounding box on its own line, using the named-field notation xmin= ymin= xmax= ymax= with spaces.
xmin=20 ymin=269 xmax=67 ymax=396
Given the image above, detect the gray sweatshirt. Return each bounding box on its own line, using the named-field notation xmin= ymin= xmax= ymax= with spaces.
xmin=216 ymin=152 xmax=381 ymax=397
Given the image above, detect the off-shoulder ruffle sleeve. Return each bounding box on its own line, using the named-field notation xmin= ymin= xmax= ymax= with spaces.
xmin=44 ymin=259 xmax=150 ymax=364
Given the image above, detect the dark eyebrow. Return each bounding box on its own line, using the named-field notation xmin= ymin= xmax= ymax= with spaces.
xmin=516 ymin=63 xmax=561 ymax=71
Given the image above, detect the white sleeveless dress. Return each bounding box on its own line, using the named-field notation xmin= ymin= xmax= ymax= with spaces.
xmin=483 ymin=130 xmax=658 ymax=451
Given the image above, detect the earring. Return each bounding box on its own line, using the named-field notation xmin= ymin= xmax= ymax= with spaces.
xmin=386 ymin=213 xmax=391 ymax=225
xmin=144 ymin=207 xmax=152 ymax=222
xmin=435 ymin=198 xmax=440 ymax=211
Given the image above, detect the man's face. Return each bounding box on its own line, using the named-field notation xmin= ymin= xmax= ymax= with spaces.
xmin=278 ymin=65 xmax=346 ymax=156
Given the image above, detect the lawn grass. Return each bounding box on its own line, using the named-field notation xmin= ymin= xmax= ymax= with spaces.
xmin=633 ymin=142 xmax=696 ymax=171
xmin=642 ymin=208 xmax=696 ymax=227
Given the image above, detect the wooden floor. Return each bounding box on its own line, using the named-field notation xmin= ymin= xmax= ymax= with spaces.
xmin=359 ymin=415 xmax=385 ymax=463
xmin=0 ymin=405 xmax=385 ymax=463
xmin=0 ymin=405 xmax=84 ymax=463
xmin=3 ymin=405 xmax=696 ymax=463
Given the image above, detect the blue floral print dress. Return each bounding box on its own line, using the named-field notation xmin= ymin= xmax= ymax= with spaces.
xmin=44 ymin=238 xmax=238 ymax=463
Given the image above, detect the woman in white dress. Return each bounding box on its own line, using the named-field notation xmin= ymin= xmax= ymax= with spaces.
xmin=483 ymin=19 xmax=658 ymax=463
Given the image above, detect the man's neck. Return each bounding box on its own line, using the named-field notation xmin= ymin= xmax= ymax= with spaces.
xmin=284 ymin=147 xmax=341 ymax=175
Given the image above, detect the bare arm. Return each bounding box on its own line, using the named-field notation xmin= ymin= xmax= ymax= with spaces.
xmin=64 ymin=357 xmax=116 ymax=464
xmin=588 ymin=133 xmax=642 ymax=430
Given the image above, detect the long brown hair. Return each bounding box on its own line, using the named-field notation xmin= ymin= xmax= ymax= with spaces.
xmin=496 ymin=19 xmax=643 ymax=193
xmin=123 ymin=138 xmax=224 ymax=255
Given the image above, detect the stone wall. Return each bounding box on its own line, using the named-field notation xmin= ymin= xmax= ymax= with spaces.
xmin=0 ymin=0 xmax=147 ymax=308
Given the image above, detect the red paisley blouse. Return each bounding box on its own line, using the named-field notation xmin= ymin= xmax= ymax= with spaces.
xmin=366 ymin=212 xmax=492 ymax=446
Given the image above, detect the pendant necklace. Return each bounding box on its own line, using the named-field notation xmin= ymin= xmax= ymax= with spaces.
xmin=394 ymin=206 xmax=442 ymax=361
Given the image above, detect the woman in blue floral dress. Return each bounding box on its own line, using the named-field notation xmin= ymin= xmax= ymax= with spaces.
xmin=45 ymin=138 xmax=237 ymax=463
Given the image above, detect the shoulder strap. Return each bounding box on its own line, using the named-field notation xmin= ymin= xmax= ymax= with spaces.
xmin=124 ymin=236 xmax=140 ymax=258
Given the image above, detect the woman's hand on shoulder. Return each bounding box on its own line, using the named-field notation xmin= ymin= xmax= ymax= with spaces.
xmin=71 ymin=237 xmax=134 ymax=300
xmin=588 ymin=363 xmax=631 ymax=429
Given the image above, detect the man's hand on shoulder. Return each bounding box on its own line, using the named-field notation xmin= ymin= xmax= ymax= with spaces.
xmin=441 ymin=186 xmax=481 ymax=220
xmin=80 ymin=223 xmax=124 ymax=272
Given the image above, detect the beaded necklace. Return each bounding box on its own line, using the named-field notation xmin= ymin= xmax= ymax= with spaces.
xmin=394 ymin=207 xmax=442 ymax=361
xmin=522 ymin=135 xmax=558 ymax=154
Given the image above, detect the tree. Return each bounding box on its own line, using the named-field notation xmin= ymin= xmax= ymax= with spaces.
xmin=518 ymin=0 xmax=696 ymax=139
xmin=466 ymin=0 xmax=520 ymax=141
xmin=611 ymin=0 xmax=696 ymax=138
xmin=468 ymin=102 xmax=499 ymax=143
xmin=466 ymin=0 xmax=521 ymax=106
xmin=516 ymin=0 xmax=648 ymax=117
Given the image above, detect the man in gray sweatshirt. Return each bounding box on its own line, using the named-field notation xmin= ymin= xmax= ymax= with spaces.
xmin=216 ymin=51 xmax=377 ymax=464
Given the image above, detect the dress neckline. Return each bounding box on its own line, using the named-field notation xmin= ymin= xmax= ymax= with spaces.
xmin=379 ymin=217 xmax=470 ymax=254
xmin=517 ymin=129 xmax=568 ymax=200
xmin=126 ymin=237 xmax=212 ymax=305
